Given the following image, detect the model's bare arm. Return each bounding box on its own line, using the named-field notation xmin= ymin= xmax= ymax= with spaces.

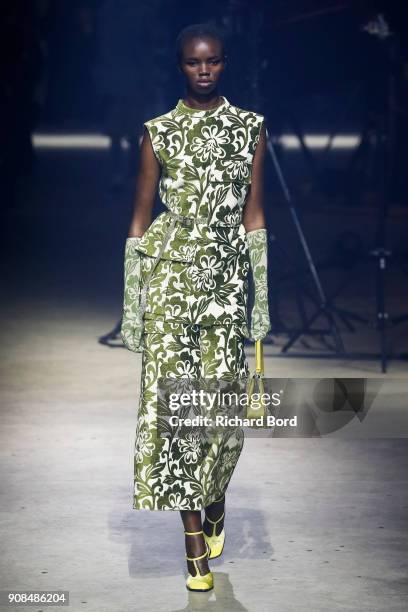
xmin=242 ymin=123 xmax=267 ymax=232
xmin=242 ymin=123 xmax=271 ymax=340
xmin=127 ymin=128 xmax=161 ymax=238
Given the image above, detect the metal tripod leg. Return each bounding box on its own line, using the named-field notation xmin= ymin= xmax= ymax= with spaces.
xmin=282 ymin=303 xmax=345 ymax=354
xmin=370 ymin=247 xmax=391 ymax=373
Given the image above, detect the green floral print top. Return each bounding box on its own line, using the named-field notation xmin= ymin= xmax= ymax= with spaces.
xmin=135 ymin=96 xmax=265 ymax=334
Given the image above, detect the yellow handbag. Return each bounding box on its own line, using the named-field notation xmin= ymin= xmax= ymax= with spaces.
xmin=246 ymin=340 xmax=267 ymax=425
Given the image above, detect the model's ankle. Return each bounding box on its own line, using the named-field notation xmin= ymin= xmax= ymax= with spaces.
xmin=205 ymin=497 xmax=225 ymax=521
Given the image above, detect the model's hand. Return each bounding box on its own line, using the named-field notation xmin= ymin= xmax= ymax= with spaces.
xmin=120 ymin=237 xmax=144 ymax=353
xmin=247 ymin=228 xmax=271 ymax=341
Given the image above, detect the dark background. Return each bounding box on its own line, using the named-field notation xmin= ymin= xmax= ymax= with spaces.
xmin=2 ymin=5 xmax=408 ymax=607
xmin=1 ymin=0 xmax=408 ymax=359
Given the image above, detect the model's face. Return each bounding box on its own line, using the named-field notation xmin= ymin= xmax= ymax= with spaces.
xmin=179 ymin=37 xmax=226 ymax=95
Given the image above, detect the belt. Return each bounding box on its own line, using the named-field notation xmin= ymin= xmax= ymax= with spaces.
xmin=168 ymin=211 xmax=242 ymax=228
xmin=138 ymin=210 xmax=242 ymax=320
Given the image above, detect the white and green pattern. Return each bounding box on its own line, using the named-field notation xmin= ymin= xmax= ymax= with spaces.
xmin=134 ymin=323 xmax=249 ymax=510
xmin=247 ymin=228 xmax=271 ymax=340
xmin=134 ymin=96 xmax=265 ymax=336
xmin=128 ymin=96 xmax=267 ymax=510
xmin=121 ymin=237 xmax=144 ymax=353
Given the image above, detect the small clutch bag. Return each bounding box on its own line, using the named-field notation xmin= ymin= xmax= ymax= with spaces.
xmin=246 ymin=340 xmax=267 ymax=424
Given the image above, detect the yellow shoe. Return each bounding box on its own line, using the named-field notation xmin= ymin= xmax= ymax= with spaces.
xmin=185 ymin=530 xmax=214 ymax=592
xmin=203 ymin=497 xmax=226 ymax=559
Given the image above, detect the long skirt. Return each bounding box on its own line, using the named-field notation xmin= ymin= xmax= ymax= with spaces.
xmin=133 ymin=318 xmax=250 ymax=510
xmin=132 ymin=218 xmax=250 ymax=511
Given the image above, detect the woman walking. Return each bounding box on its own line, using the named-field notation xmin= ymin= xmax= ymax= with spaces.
xmin=121 ymin=23 xmax=270 ymax=591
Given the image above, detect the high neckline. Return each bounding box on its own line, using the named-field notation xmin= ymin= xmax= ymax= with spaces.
xmin=176 ymin=95 xmax=229 ymax=117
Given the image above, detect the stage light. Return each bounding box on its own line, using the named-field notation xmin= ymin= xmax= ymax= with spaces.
xmin=279 ymin=134 xmax=361 ymax=150
xmin=31 ymin=133 xmax=111 ymax=149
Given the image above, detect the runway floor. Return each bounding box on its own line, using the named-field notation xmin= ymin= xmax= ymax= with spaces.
xmin=1 ymin=298 xmax=408 ymax=612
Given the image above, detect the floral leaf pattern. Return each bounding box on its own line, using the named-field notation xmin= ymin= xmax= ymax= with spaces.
xmin=247 ymin=229 xmax=271 ymax=340
xmin=120 ymin=237 xmax=144 ymax=353
xmin=128 ymin=97 xmax=267 ymax=510
xmin=133 ymin=324 xmax=249 ymax=510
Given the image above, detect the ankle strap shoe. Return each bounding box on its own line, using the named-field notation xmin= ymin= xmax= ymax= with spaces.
xmin=203 ymin=510 xmax=226 ymax=559
xmin=184 ymin=530 xmax=214 ymax=592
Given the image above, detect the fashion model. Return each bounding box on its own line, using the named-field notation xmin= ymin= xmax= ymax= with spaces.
xmin=121 ymin=23 xmax=270 ymax=592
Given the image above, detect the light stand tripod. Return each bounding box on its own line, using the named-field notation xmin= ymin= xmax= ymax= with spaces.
xmin=361 ymin=14 xmax=398 ymax=372
xmin=245 ymin=4 xmax=346 ymax=356
xmin=261 ymin=10 xmax=406 ymax=371
xmin=266 ymin=134 xmax=345 ymax=355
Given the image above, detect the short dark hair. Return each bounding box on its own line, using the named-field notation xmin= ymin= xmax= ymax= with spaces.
xmin=175 ymin=22 xmax=227 ymax=65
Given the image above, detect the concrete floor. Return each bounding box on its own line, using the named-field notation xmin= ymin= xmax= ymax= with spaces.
xmin=1 ymin=151 xmax=408 ymax=610
xmin=1 ymin=297 xmax=408 ymax=612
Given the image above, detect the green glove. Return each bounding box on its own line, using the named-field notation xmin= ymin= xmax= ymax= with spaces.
xmin=247 ymin=228 xmax=271 ymax=341
xmin=120 ymin=237 xmax=144 ymax=353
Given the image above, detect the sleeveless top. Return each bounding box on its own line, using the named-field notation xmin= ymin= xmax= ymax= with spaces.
xmin=135 ymin=95 xmax=265 ymax=332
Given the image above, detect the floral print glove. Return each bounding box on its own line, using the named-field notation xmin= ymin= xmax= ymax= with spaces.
xmin=120 ymin=237 xmax=144 ymax=353
xmin=247 ymin=228 xmax=271 ymax=341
